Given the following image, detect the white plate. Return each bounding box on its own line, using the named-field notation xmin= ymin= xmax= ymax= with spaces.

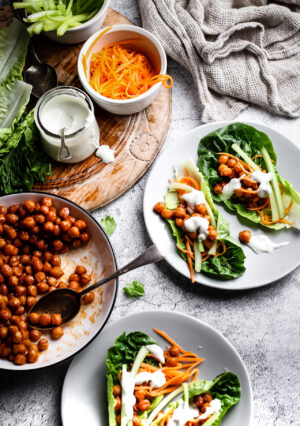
xmin=143 ymin=121 xmax=300 ymax=290
xmin=0 ymin=192 xmax=118 ymax=371
xmin=61 ymin=311 xmax=253 ymax=426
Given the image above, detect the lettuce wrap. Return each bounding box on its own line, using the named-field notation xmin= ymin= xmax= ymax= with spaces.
xmin=198 ymin=123 xmax=300 ymax=230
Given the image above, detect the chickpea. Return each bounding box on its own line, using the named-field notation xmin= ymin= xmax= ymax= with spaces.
xmin=60 ymin=220 xmax=71 ymax=232
xmin=169 ymin=346 xmax=180 ymax=357
xmin=137 ymin=399 xmax=151 ymax=412
xmin=46 ymin=211 xmax=56 ymax=223
xmin=18 ymin=320 xmax=27 ymax=331
xmin=57 ymin=281 xmax=68 ymax=289
xmin=227 ymin=158 xmax=237 ymax=168
xmin=59 ymin=207 xmax=70 ymax=219
xmin=25 ymin=275 xmax=35 ymax=286
xmin=69 ymin=273 xmax=80 ymax=282
xmin=35 ymin=272 xmax=46 ymax=283
xmin=218 ymin=164 xmax=232 ymax=177
xmin=196 ymin=203 xmax=207 ymax=214
xmin=21 ymin=217 xmax=36 ymax=229
xmin=43 ymin=251 xmax=52 ymax=262
xmin=0 ymin=326 xmax=8 ymax=339
xmin=48 ymin=286 xmax=56 ymax=292
xmin=174 ymin=206 xmax=187 ymax=218
xmin=51 ymin=326 xmax=64 ymax=340
xmin=53 ymin=225 xmax=61 ymax=237
xmin=8 ymin=325 xmax=18 ymax=335
xmin=201 ymin=402 xmax=211 ymax=413
xmin=9 ymin=297 xmax=21 ymax=310
xmin=204 ymin=393 xmax=213 ymax=403
xmin=46 ymin=276 xmax=57 ymax=287
xmin=44 ymin=221 xmax=54 ymax=232
xmin=29 ymin=329 xmax=42 ymax=342
xmin=80 ymin=273 xmax=92 ymax=286
xmin=0 ymin=206 xmax=7 ymax=214
xmin=6 ymin=213 xmax=18 ymax=224
xmin=218 ymin=155 xmax=229 ymax=165
xmin=50 ymin=266 xmax=64 ymax=279
xmin=0 ymin=238 xmax=5 ymax=248
xmin=50 ymin=255 xmax=61 ymax=267
xmin=55 ymin=217 xmax=61 ymax=225
xmin=134 ymin=389 xmax=147 ymax=401
xmin=72 ymin=239 xmax=81 ymax=249
xmin=5 ymin=227 xmax=17 ymax=239
xmin=41 ymin=197 xmax=52 ymax=207
xmin=69 ymin=281 xmax=79 ymax=291
xmin=19 ymin=296 xmax=26 ymax=306
xmin=153 ymin=202 xmax=165 ymax=214
xmin=132 ymin=415 xmax=141 ymax=426
xmin=67 ymin=216 xmax=76 ymax=225
xmin=32 ymin=259 xmax=43 ymax=272
xmin=166 ymin=356 xmax=178 ymax=367
xmin=175 ymin=218 xmax=184 ymax=227
xmin=40 ymin=205 xmax=49 ymax=216
xmin=82 ymin=292 xmax=95 ymax=305
xmin=68 ymin=226 xmax=80 ymax=239
xmin=24 ymin=200 xmax=36 ymax=212
xmin=29 ymin=235 xmax=37 ymax=245
xmin=27 ymin=348 xmax=39 ymax=363
xmin=43 ymin=261 xmax=52 ymax=274
xmin=12 ymin=331 xmax=23 ymax=344
xmin=75 ymin=265 xmax=87 ymax=276
xmin=0 ymin=215 xmax=6 ymax=225
xmin=0 ymin=308 xmax=11 ymax=321
xmin=74 ymin=219 xmax=86 ymax=230
xmin=39 ymin=314 xmax=51 ymax=327
xmin=239 ymin=230 xmax=251 ymax=244
xmin=15 ymin=354 xmax=27 ymax=365
xmin=15 ymin=286 xmax=26 ymax=298
xmin=161 ymin=209 xmax=173 ymax=219
xmin=26 ymin=297 xmax=37 ymax=308
xmin=8 ymin=276 xmax=19 ymax=287
xmin=116 ymin=415 xmax=121 ymax=425
xmin=37 ymin=283 xmax=49 ymax=294
xmin=38 ymin=338 xmax=49 ymax=351
xmin=27 ymin=286 xmax=38 ymax=297
xmin=1 ymin=264 xmax=13 ymax=277
xmin=35 ymin=239 xmax=46 ymax=251
xmin=113 ymin=384 xmax=121 ymax=397
xmin=35 ymin=214 xmax=46 ymax=224
xmin=114 ymin=396 xmax=122 ymax=411
xmin=51 ymin=314 xmax=62 ymax=326
xmin=234 ymin=163 xmax=243 ymax=174
xmin=53 ymin=240 xmax=64 ymax=252
xmin=207 ymin=226 xmax=218 ymax=241
xmin=79 ymin=232 xmax=90 ymax=243
xmin=193 ymin=395 xmax=204 ymax=407
xmin=13 ymin=344 xmax=27 ymax=354
xmin=0 ymin=292 xmax=8 ymax=305
xmin=20 ymin=254 xmax=31 ymax=265
xmin=29 ymin=313 xmax=41 ymax=326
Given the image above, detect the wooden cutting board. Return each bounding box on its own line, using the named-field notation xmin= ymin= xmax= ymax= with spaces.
xmin=1 ymin=6 xmax=172 ymax=211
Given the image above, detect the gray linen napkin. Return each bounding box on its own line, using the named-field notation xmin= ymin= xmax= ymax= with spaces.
xmin=139 ymin=0 xmax=300 ymax=123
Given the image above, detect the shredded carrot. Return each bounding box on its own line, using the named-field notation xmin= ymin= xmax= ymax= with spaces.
xmin=153 ymin=329 xmax=185 ymax=352
xmin=88 ymin=40 xmax=173 ymax=100
xmin=216 ymin=241 xmax=226 ymax=257
xmin=185 ymin=236 xmax=195 ymax=283
xmin=252 ymin=154 xmax=275 ymax=163
xmin=179 ymin=176 xmax=200 ymax=190
xmin=248 ymin=197 xmax=270 ymax=211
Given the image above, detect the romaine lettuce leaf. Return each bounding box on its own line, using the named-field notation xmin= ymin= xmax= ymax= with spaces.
xmin=198 ymin=123 xmax=300 ymax=230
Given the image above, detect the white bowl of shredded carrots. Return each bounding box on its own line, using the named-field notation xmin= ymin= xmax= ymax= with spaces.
xmin=78 ymin=25 xmax=172 ymax=115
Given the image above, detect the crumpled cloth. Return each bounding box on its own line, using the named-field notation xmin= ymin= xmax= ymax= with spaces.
xmin=139 ymin=0 xmax=300 ymax=122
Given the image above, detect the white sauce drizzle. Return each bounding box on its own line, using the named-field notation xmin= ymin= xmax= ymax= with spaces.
xmin=248 ymin=235 xmax=289 ymax=254
xmin=168 ymin=400 xmax=199 ymax=426
xmin=120 ymin=365 xmax=136 ymax=426
xmin=182 ymin=190 xmax=207 ymax=214
xmin=250 ymin=171 xmax=273 ymax=198
xmin=134 ymin=370 xmax=166 ymax=388
xmin=184 ymin=216 xmax=209 ymax=241
xmin=95 ymin=145 xmax=115 ymax=163
xmin=146 ymin=344 xmax=165 ymax=364
xmin=221 ymin=178 xmax=242 ymax=200
xmin=198 ymin=398 xmax=221 ymax=420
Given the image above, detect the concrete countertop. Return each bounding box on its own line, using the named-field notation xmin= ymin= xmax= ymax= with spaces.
xmin=0 ymin=1 xmax=299 ymax=425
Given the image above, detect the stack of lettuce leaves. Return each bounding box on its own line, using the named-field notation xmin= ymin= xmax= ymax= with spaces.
xmin=198 ymin=123 xmax=300 ymax=230
xmin=0 ymin=19 xmax=51 ymax=195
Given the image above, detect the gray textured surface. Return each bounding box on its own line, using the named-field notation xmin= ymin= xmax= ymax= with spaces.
xmin=1 ymin=1 xmax=300 ymax=425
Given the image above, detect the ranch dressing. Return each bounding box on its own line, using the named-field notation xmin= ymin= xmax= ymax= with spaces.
xmin=146 ymin=344 xmax=165 ymax=364
xmin=135 ymin=370 xmax=166 ymax=388
xmin=184 ymin=216 xmax=209 ymax=241
xmin=35 ymin=87 xmax=100 ymax=164
xmin=198 ymin=398 xmax=221 ymax=420
xmin=182 ymin=190 xmax=207 ymax=214
xmin=248 ymin=235 xmax=289 ymax=254
xmin=96 ymin=145 xmax=115 ymax=163
xmin=168 ymin=400 xmax=199 ymax=426
xmin=251 ymin=171 xmax=273 ymax=198
xmin=221 ymin=178 xmax=242 ymax=200
xmin=121 ymin=365 xmax=136 ymax=426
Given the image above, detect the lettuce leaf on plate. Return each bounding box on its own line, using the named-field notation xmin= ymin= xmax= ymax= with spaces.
xmin=198 ymin=123 xmax=300 ymax=230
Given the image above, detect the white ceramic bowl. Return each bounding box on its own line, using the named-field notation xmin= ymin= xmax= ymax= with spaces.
xmin=77 ymin=25 xmax=167 ymax=115
xmin=0 ymin=192 xmax=118 ymax=371
xmin=45 ymin=0 xmax=111 ymax=45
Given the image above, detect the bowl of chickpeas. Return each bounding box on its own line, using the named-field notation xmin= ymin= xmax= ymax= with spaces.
xmin=0 ymin=192 xmax=118 ymax=371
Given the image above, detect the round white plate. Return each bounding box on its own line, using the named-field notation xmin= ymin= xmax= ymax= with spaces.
xmin=61 ymin=311 xmax=253 ymax=426
xmin=143 ymin=121 xmax=300 ymax=290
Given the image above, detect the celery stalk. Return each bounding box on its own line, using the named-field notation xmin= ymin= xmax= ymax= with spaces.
xmin=193 ymin=241 xmax=202 ymax=273
xmin=131 ymin=346 xmax=149 ymax=377
xmin=231 ymin=143 xmax=260 ymax=171
xmin=145 ymin=386 xmax=183 ymax=425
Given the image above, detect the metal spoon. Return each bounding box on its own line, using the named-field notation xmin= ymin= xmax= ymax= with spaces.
xmin=28 ymin=245 xmax=165 ymax=330
xmin=59 ymin=128 xmax=72 ymax=161
xmin=10 ymin=0 xmax=58 ymax=98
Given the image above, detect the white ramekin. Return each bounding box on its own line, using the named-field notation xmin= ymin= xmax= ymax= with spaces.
xmin=45 ymin=0 xmax=111 ymax=45
xmin=77 ymin=25 xmax=167 ymax=115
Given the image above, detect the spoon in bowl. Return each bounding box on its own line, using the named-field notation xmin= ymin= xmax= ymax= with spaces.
xmin=59 ymin=128 xmax=71 ymax=161
xmin=28 ymin=244 xmax=165 ymax=330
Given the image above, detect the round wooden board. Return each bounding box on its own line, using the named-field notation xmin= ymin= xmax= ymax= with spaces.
xmin=1 ymin=6 xmax=172 ymax=211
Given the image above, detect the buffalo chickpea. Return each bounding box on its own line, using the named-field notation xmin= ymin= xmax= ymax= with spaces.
xmin=43 ymin=251 xmax=52 ymax=262
xmin=74 ymin=220 xmax=86 ymax=230
xmin=41 ymin=197 xmax=52 ymax=207
xmin=38 ymin=338 xmax=49 ymax=351
xmin=234 ymin=163 xmax=243 ymax=174
xmin=80 ymin=273 xmax=91 ymax=286
xmin=51 ymin=326 xmax=64 ymax=339
xmin=207 ymin=226 xmax=218 ymax=241
xmin=161 ymin=209 xmax=173 ymax=219
xmin=35 ymin=272 xmax=46 ymax=282
xmin=82 ymin=292 xmax=95 ymax=305
xmin=114 ymin=396 xmax=122 ymax=411
xmin=153 ymin=202 xmax=165 ymax=214
xmin=72 ymin=239 xmax=81 ymax=249
xmin=25 ymin=275 xmax=35 ymax=286
xmin=36 ymin=240 xmax=46 ymax=251
xmin=21 ymin=217 xmax=36 ymax=229
xmin=13 ymin=344 xmax=27 ymax=354
xmin=9 ymin=297 xmax=21 ymax=310
xmin=27 ymin=348 xmax=39 ymax=363
xmin=43 ymin=261 xmax=52 ymax=274
xmin=0 ymin=326 xmax=8 ymax=339
xmin=166 ymin=356 xmax=178 ymax=367
xmin=169 ymin=346 xmax=180 ymax=357
xmin=50 ymin=255 xmax=61 ymax=266
xmin=60 ymin=221 xmax=71 ymax=232
xmin=29 ymin=329 xmax=42 ymax=342
xmin=59 ymin=207 xmax=70 ymax=219
xmin=53 ymin=240 xmax=64 ymax=251
xmin=1 ymin=264 xmax=13 ymax=277
xmin=135 ymin=389 xmax=147 ymax=401
xmin=12 ymin=331 xmax=23 ymax=344
xmin=0 ymin=238 xmax=5 ymax=248
xmin=113 ymin=384 xmax=121 ymax=397
xmin=0 ymin=206 xmax=7 ymax=214
xmin=6 ymin=214 xmax=18 ymax=224
xmin=51 ymin=314 xmax=62 ymax=326
xmin=46 ymin=211 xmax=56 ymax=223
xmin=8 ymin=276 xmax=19 ymax=287
xmin=137 ymin=399 xmax=151 ymax=412
xmin=57 ymin=281 xmax=68 ymax=289
xmin=46 ymin=276 xmax=57 ymax=287
xmin=53 ymin=225 xmax=61 ymax=237
xmin=218 ymin=164 xmax=232 ymax=177
xmin=15 ymin=354 xmax=27 ymax=365
xmin=16 ymin=306 xmax=25 ymax=316
xmin=69 ymin=273 xmax=80 ymax=282
xmin=32 ymin=259 xmax=43 ymax=272
xmin=35 ymin=214 xmax=45 ymax=224
xmin=20 ymin=254 xmax=31 ymax=264
xmin=24 ymin=200 xmax=36 ymax=212
xmin=132 ymin=415 xmax=141 ymax=426
xmin=79 ymin=232 xmax=90 ymax=243
xmin=218 ymin=155 xmax=229 ymax=164
xmin=27 ymin=286 xmax=38 ymax=297
xmin=40 ymin=205 xmax=49 ymax=216
xmin=37 ymin=282 xmax=49 ymax=294
xmin=0 ymin=308 xmax=11 ymax=321
xmin=29 ymin=312 xmax=40 ymax=324
xmin=26 ymin=297 xmax=36 ymax=308
xmin=174 ymin=206 xmax=186 ymax=218
xmin=239 ymin=230 xmax=251 ymax=244
xmin=5 ymin=227 xmax=17 ymax=239
xmin=69 ymin=281 xmax=79 ymax=291
xmin=50 ymin=266 xmax=63 ymax=279
xmin=44 ymin=221 xmax=54 ymax=232
xmin=75 ymin=265 xmax=87 ymax=275
xmin=68 ymin=226 xmax=80 ymax=239
xmin=39 ymin=314 xmax=51 ymax=326
xmin=175 ymin=218 xmax=184 ymax=227
xmin=0 ymin=284 xmax=7 ymax=295
xmin=193 ymin=395 xmax=204 ymax=407
xmin=116 ymin=415 xmax=121 ymax=425
xmin=227 ymin=158 xmax=237 ymax=168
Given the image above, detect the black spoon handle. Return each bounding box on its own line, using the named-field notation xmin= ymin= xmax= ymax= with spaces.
xmin=79 ymin=245 xmax=165 ymax=296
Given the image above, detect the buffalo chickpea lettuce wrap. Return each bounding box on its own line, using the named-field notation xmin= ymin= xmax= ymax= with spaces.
xmin=198 ymin=123 xmax=300 ymax=230
xmin=153 ymin=160 xmax=245 ymax=282
xmin=106 ymin=330 xmax=240 ymax=425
